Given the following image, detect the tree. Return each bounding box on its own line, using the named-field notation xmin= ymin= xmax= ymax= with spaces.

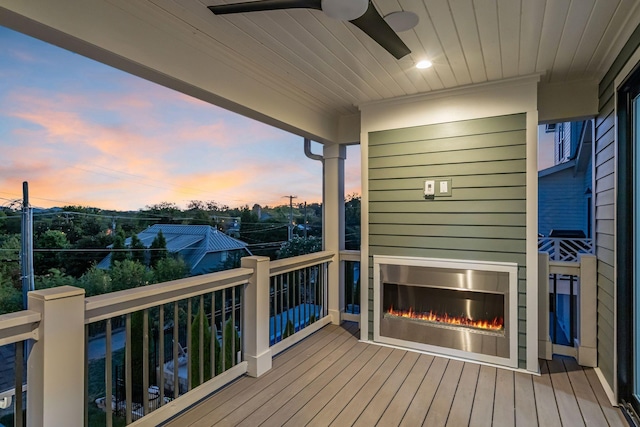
xmin=222 ymin=317 xmax=241 ymax=373
xmin=34 ymin=229 xmax=71 ymax=275
xmin=149 ymin=230 xmax=167 ymax=267
xmin=0 ymin=272 xmax=22 ymax=314
xmin=78 ymin=266 xmax=112 ymax=296
xmin=190 ymin=310 xmax=212 ymax=387
xmin=0 ymin=235 xmax=20 ymax=284
xmin=345 ymin=194 xmax=361 ymax=250
xmin=130 ymin=233 xmax=146 ymax=264
xmin=141 ymin=202 xmax=181 ymax=224
xmin=277 ymin=236 xmax=322 ymax=259
xmin=153 ymin=256 xmax=189 ymax=283
xmin=35 ymin=268 xmax=77 ymax=290
xmin=111 ymin=230 xmax=128 ymax=265
xmin=66 ymin=233 xmax=113 ymax=278
xmin=109 ymin=259 xmax=153 ymax=292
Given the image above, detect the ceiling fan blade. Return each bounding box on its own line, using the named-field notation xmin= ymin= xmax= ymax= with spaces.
xmin=209 ymin=0 xmax=321 ymax=15
xmin=349 ymin=1 xmax=411 ymax=59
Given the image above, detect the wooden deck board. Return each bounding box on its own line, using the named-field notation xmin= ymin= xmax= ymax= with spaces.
xmin=423 ymin=359 xmax=464 ymax=427
xmin=234 ymin=329 xmax=360 ymax=426
xmin=493 ymin=367 xmax=515 ymax=427
xmin=469 ymin=365 xmax=496 ymax=427
xmin=304 ymin=346 xmax=394 ymax=426
xmin=330 ymin=349 xmax=409 ymax=426
xmin=280 ymin=344 xmax=384 ymax=426
xmin=351 ymin=351 xmax=420 ymax=426
xmin=162 ymin=324 xmax=627 ymax=427
xmin=532 ymin=361 xmax=562 ymax=427
xmin=259 ymin=342 xmax=370 ymax=427
xmin=562 ymin=358 xmax=609 ymax=427
xmin=166 ymin=324 xmax=352 ymax=426
xmin=399 ymin=356 xmax=448 ymax=426
xmin=445 ymin=362 xmax=480 ymax=427
xmin=584 ymin=367 xmax=628 ymax=427
xmin=377 ymin=354 xmax=434 ymax=426
xmin=547 ymin=356 xmax=586 ymax=427
xmin=514 ymin=371 xmax=538 ymax=427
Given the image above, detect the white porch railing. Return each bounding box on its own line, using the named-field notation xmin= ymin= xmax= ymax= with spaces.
xmin=538 ymin=237 xmax=594 ymax=261
xmin=339 ymin=250 xmax=360 ymax=323
xmin=538 ymin=252 xmax=597 ymax=367
xmin=0 ymin=251 xmax=336 ymax=427
xmin=0 ymin=309 xmax=40 ymax=427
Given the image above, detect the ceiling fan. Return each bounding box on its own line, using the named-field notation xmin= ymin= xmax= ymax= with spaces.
xmin=208 ymin=0 xmax=412 ymax=59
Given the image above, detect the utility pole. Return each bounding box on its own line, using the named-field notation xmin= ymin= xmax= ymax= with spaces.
xmin=20 ymin=181 xmax=34 ymax=309
xmin=303 ymin=202 xmax=308 ymax=239
xmin=283 ymin=195 xmax=297 ymax=241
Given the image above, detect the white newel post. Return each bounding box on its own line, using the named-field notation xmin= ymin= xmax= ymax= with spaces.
xmin=538 ymin=252 xmax=552 ymax=360
xmin=577 ymin=254 xmax=597 ymax=367
xmin=324 ymin=143 xmax=346 ymax=325
xmin=242 ymin=256 xmax=272 ymax=377
xmin=27 ymin=286 xmax=85 ymax=427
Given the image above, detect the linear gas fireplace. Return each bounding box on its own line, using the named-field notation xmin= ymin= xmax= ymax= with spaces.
xmin=374 ymin=256 xmax=518 ymax=368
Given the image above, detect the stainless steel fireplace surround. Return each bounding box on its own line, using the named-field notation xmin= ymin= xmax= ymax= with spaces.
xmin=373 ymin=256 xmax=519 ymax=368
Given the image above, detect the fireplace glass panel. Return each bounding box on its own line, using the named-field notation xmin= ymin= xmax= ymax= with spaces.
xmin=383 ymin=283 xmax=505 ymax=333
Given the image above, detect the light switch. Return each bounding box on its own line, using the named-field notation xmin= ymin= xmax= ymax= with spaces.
xmin=435 ymin=178 xmax=452 ymax=197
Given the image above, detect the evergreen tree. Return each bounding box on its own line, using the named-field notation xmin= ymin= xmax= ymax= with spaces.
xmin=111 ymin=230 xmax=128 ymax=265
xmin=130 ymin=233 xmax=146 ymax=265
xmin=190 ymin=309 xmax=212 ymax=387
xmin=149 ymin=230 xmax=167 ymax=267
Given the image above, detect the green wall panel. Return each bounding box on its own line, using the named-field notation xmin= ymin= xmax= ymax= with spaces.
xmin=367 ymin=113 xmax=528 ymax=368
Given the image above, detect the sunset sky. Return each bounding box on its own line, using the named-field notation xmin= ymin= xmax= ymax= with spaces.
xmin=0 ymin=26 xmax=361 ymax=211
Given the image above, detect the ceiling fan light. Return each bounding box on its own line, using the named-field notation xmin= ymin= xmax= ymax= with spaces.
xmin=384 ymin=11 xmax=419 ymax=32
xmin=416 ymin=60 xmax=433 ymax=69
xmin=322 ymin=0 xmax=368 ymax=21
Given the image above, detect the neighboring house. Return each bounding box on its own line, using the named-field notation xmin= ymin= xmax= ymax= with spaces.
xmin=97 ymin=224 xmax=252 ymax=276
xmin=538 ymin=120 xmax=593 ymax=237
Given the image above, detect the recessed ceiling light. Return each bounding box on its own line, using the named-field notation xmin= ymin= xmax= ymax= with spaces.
xmin=416 ymin=60 xmax=433 ymax=69
xmin=384 ymin=11 xmax=419 ymax=32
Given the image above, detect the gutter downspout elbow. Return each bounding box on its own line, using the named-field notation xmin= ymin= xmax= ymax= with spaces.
xmin=304 ymin=138 xmax=324 ymax=162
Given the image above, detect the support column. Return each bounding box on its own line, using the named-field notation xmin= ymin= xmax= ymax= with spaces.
xmin=241 ymin=256 xmax=272 ymax=377
xmin=27 ymin=286 xmax=85 ymax=427
xmin=538 ymin=252 xmax=552 ymax=360
xmin=577 ymin=254 xmax=597 ymax=367
xmin=323 ymin=143 xmax=346 ymax=325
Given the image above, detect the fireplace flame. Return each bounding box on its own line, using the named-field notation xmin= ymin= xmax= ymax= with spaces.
xmin=386 ymin=306 xmax=504 ymax=331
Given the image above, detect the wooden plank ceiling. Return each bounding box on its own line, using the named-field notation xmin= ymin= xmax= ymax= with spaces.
xmin=135 ymin=0 xmax=640 ymax=117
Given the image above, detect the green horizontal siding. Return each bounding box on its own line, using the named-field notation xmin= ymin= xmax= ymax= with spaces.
xmin=369 ymin=130 xmax=526 ymax=158
xmin=369 ymin=173 xmax=527 ymax=191
xmin=369 ymin=114 xmax=527 ymax=146
xmin=369 ymin=159 xmax=527 ymax=180
xmin=369 ymin=212 xmax=526 ymax=226
xmin=593 ymin=21 xmax=640 ymax=393
xmin=367 ymin=113 xmax=528 ymax=368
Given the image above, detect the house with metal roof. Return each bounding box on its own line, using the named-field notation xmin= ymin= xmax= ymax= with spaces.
xmin=97 ymin=224 xmax=252 ymax=276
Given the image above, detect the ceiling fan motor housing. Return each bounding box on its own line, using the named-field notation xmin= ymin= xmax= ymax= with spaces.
xmin=321 ymin=0 xmax=368 ymax=21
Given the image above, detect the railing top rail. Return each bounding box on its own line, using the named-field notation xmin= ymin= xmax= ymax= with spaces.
xmin=85 ymin=267 xmax=253 ymax=324
xmin=339 ymin=250 xmax=361 ymax=262
xmin=548 ymin=260 xmax=580 ymax=268
xmin=548 ymin=260 xmax=581 ymax=276
xmin=269 ymin=251 xmax=335 ymax=277
xmin=0 ymin=309 xmax=41 ymax=346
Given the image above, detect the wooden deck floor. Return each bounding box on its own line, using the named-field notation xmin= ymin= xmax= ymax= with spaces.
xmin=163 ymin=323 xmax=627 ymax=427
